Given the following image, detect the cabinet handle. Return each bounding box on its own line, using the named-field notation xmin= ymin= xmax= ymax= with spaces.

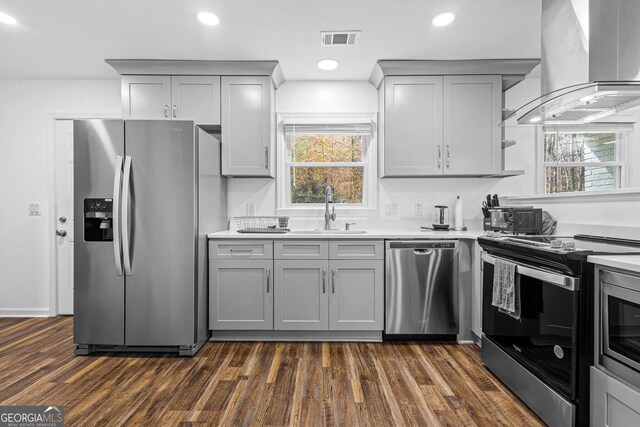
xmin=322 ymin=268 xmax=326 ymax=293
xmin=264 ymin=146 xmax=269 ymax=169
xmin=438 ymin=145 xmax=442 ymax=169
xmin=173 ymin=105 xmax=177 ymax=118
xmin=331 ymin=268 xmax=336 ymax=294
xmin=230 ymin=248 xmax=253 ymax=256
xmin=164 ymin=105 xmax=169 ymax=118
xmin=446 ymin=145 xmax=451 ymax=168
xmin=266 ymin=268 xmax=270 ymax=293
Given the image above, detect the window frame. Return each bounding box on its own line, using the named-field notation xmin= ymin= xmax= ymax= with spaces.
xmin=539 ymin=124 xmax=632 ymax=194
xmin=276 ymin=113 xmax=378 ymax=215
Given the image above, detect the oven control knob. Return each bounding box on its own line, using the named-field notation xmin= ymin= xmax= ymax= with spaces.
xmin=550 ymin=240 xmax=564 ymax=249
xmin=562 ymin=242 xmax=576 ymax=251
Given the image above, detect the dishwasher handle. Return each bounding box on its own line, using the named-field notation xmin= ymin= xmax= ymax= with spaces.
xmin=413 ymin=249 xmax=433 ymax=255
xmin=387 ymin=240 xmax=457 ymax=250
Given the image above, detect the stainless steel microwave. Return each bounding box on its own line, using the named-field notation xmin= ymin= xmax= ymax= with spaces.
xmin=599 ymin=269 xmax=640 ymax=389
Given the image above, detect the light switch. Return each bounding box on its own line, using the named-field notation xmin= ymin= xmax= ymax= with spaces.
xmin=414 ymin=203 xmax=424 ymax=216
xmin=246 ymin=202 xmax=255 ymax=216
xmin=28 ymin=202 xmax=41 ymax=216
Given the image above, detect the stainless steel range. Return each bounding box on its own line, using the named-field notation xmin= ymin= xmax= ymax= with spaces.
xmin=477 ymin=234 xmax=640 ymax=427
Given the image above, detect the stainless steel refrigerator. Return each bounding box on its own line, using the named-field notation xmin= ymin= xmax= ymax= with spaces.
xmin=73 ymin=119 xmax=227 ymax=356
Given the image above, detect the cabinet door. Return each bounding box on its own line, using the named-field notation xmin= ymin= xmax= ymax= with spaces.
xmin=274 ymin=260 xmax=329 ymax=331
xmin=383 ymin=76 xmax=443 ymax=176
xmin=122 ymin=76 xmax=171 ymax=119
xmin=329 ymin=260 xmax=384 ymax=331
xmin=443 ymin=75 xmax=501 ymax=175
xmin=221 ymin=76 xmax=274 ymax=177
xmin=591 ymin=367 xmax=640 ymax=426
xmin=171 ymin=76 xmax=221 ymax=125
xmin=209 ymin=259 xmax=273 ymax=330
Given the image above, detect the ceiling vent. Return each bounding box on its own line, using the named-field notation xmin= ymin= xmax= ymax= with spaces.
xmin=321 ymin=31 xmax=361 ymax=47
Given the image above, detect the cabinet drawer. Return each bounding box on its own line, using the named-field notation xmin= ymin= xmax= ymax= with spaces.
xmin=209 ymin=240 xmax=273 ymax=259
xmin=330 ymin=240 xmax=384 ymax=260
xmin=274 ymin=241 xmax=328 ymax=259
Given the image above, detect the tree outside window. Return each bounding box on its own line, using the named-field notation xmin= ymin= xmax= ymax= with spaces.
xmin=543 ymin=131 xmax=622 ymax=193
xmin=285 ymin=124 xmax=369 ymax=205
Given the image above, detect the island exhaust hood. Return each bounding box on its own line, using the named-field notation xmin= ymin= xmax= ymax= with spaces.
xmin=506 ymin=0 xmax=640 ymax=126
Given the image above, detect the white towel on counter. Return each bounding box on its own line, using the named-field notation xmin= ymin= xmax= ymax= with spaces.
xmin=491 ymin=258 xmax=521 ymax=320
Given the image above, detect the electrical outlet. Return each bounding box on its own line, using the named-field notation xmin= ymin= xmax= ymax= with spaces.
xmin=246 ymin=202 xmax=255 ymax=216
xmin=385 ymin=203 xmax=397 ymax=216
xmin=414 ymin=203 xmax=424 ymax=216
xmin=28 ymin=202 xmax=41 ymax=216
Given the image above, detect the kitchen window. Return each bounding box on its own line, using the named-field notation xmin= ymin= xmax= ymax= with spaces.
xmin=543 ymin=127 xmax=629 ymax=193
xmin=278 ymin=117 xmax=376 ymax=211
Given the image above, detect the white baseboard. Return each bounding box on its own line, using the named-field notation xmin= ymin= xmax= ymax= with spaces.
xmin=0 ymin=308 xmax=51 ymax=317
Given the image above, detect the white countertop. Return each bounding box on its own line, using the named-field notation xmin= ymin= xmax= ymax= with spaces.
xmin=588 ymin=255 xmax=640 ymax=273
xmin=208 ymin=228 xmax=483 ymax=240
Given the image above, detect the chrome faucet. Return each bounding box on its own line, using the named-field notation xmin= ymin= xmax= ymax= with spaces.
xmin=324 ymin=185 xmax=336 ymax=230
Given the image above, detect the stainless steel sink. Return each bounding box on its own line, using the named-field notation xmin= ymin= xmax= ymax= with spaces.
xmin=289 ymin=229 xmax=367 ymax=234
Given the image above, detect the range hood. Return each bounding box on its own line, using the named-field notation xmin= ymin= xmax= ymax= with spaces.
xmin=506 ymin=0 xmax=640 ymax=126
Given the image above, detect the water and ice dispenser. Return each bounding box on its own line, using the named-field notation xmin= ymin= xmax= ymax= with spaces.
xmin=84 ymin=198 xmax=113 ymax=242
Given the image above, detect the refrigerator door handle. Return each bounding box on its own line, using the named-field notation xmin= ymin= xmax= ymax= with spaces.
xmin=122 ymin=155 xmax=133 ymax=276
xmin=112 ymin=155 xmax=124 ymax=276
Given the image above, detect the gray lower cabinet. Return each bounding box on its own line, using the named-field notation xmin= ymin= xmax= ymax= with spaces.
xmin=591 ymin=367 xmax=640 ymax=426
xmin=210 ymin=239 xmax=384 ymax=333
xmin=329 ymin=260 xmax=384 ymax=331
xmin=273 ymin=240 xmax=384 ymax=332
xmin=209 ymin=259 xmax=273 ymax=330
xmin=274 ymin=260 xmax=328 ymax=330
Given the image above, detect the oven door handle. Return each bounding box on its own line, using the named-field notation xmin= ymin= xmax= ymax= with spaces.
xmin=482 ymin=253 xmax=579 ymax=291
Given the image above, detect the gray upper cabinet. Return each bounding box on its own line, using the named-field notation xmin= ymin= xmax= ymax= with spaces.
xmin=443 ymin=75 xmax=501 ymax=175
xmin=329 ymin=260 xmax=384 ymax=331
xmin=382 ymin=76 xmax=443 ymax=176
xmin=221 ymin=76 xmax=275 ymax=177
xmin=209 ymin=259 xmax=273 ymax=330
xmin=121 ymin=76 xmax=172 ymax=120
xmin=274 ymin=260 xmax=329 ymax=330
xmin=122 ymin=75 xmax=221 ymax=125
xmin=170 ymin=76 xmax=221 ymax=124
xmin=379 ymin=74 xmax=502 ymax=177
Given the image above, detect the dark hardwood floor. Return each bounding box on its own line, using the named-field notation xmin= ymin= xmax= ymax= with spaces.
xmin=0 ymin=317 xmax=543 ymax=426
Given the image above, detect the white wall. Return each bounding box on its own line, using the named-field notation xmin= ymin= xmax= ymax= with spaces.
xmin=0 ymin=79 xmax=120 ymax=316
xmin=228 ymin=78 xmax=541 ymax=231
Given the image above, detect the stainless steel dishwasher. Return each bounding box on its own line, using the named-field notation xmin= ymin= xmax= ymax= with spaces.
xmin=385 ymin=240 xmax=459 ymax=335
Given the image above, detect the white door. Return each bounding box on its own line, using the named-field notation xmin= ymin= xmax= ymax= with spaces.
xmin=55 ymin=120 xmax=74 ymax=314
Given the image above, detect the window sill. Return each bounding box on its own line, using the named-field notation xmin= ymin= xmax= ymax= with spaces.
xmin=502 ymin=187 xmax=640 ymax=203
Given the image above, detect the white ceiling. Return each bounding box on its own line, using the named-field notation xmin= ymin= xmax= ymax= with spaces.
xmin=0 ymin=0 xmax=541 ymax=80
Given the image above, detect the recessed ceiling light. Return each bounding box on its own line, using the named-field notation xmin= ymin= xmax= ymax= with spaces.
xmin=0 ymin=11 xmax=17 ymax=25
xmin=197 ymin=12 xmax=219 ymax=26
xmin=432 ymin=12 xmax=455 ymax=27
xmin=530 ymin=116 xmax=542 ymax=123
xmin=317 ymin=59 xmax=339 ymax=71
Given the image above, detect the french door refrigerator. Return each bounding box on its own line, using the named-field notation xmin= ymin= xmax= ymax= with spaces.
xmin=73 ymin=119 xmax=227 ymax=356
